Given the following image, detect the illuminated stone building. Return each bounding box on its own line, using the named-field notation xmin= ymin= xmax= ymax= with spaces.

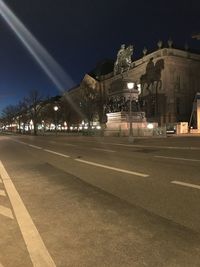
xmin=100 ymin=47 xmax=200 ymax=126
xmin=64 ymin=47 xmax=200 ymax=128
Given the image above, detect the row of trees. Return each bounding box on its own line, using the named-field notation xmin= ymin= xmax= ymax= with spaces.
xmin=0 ymin=80 xmax=107 ymax=135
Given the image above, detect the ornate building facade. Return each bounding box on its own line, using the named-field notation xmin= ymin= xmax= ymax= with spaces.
xmin=99 ymin=47 xmax=200 ymax=126
xmin=64 ymin=47 xmax=200 ymax=128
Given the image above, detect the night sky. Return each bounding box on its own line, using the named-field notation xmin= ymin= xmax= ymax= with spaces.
xmin=0 ymin=0 xmax=199 ymax=113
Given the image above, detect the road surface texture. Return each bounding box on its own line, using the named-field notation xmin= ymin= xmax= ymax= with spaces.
xmin=0 ymin=134 xmax=200 ymax=266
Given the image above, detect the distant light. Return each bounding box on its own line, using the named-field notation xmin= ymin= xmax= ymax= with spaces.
xmin=96 ymin=125 xmax=101 ymax=130
xmin=54 ymin=106 xmax=58 ymax=111
xmin=147 ymin=123 xmax=154 ymax=129
xmin=137 ymin=84 xmax=142 ymax=94
xmin=84 ymin=126 xmax=88 ymax=129
xmin=127 ymin=82 xmax=134 ymax=90
xmin=70 ymin=126 xmax=73 ymax=130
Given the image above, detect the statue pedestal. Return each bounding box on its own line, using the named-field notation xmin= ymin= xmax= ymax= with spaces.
xmin=104 ymin=111 xmax=148 ymax=136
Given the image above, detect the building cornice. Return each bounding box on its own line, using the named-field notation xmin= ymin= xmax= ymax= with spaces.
xmin=101 ymin=48 xmax=200 ymax=82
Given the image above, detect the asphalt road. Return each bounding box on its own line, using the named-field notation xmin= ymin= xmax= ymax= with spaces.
xmin=0 ymin=134 xmax=200 ymax=266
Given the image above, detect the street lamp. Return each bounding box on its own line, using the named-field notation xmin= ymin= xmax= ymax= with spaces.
xmin=127 ymin=82 xmax=134 ymax=142
xmin=53 ymin=105 xmax=59 ymax=135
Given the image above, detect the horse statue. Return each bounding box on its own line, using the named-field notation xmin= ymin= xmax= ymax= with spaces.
xmin=140 ymin=58 xmax=164 ymax=95
xmin=114 ymin=44 xmax=133 ymax=75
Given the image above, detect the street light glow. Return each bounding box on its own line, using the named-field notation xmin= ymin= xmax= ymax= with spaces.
xmin=147 ymin=123 xmax=154 ymax=129
xmin=54 ymin=106 xmax=59 ymax=112
xmin=127 ymin=82 xmax=134 ymax=90
xmin=127 ymin=81 xmax=134 ymax=142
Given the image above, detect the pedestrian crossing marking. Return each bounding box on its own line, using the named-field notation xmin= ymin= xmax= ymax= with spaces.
xmin=0 ymin=190 xmax=6 ymax=197
xmin=0 ymin=205 xmax=14 ymax=219
xmin=0 ymin=179 xmax=14 ymax=220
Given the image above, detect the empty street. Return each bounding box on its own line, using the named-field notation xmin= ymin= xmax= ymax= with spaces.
xmin=0 ymin=135 xmax=200 ymax=266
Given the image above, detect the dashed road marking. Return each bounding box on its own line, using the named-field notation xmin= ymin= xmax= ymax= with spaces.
xmin=63 ymin=143 xmax=76 ymax=147
xmin=12 ymin=140 xmax=28 ymax=145
xmin=0 ymin=205 xmax=14 ymax=219
xmin=104 ymin=142 xmax=200 ymax=151
xmin=171 ymin=181 xmax=200 ymax=190
xmin=155 ymin=155 xmax=200 ymax=162
xmin=28 ymin=144 xmax=42 ymax=149
xmin=49 ymin=141 xmax=76 ymax=147
xmin=92 ymin=148 xmax=116 ymax=153
xmin=75 ymin=158 xmax=149 ymax=177
xmin=13 ymin=139 xmax=149 ymax=177
xmin=0 ymin=190 xmax=6 ymax=197
xmin=44 ymin=149 xmax=70 ymax=158
xmin=0 ymin=161 xmax=56 ymax=267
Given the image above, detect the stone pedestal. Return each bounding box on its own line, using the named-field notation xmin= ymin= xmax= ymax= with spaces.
xmin=104 ymin=111 xmax=148 ymax=136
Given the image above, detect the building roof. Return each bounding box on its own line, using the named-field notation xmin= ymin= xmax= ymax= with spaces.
xmin=88 ymin=59 xmax=114 ymax=80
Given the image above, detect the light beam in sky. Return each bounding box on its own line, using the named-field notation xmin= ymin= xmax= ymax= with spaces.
xmin=0 ymin=0 xmax=75 ymax=91
xmin=0 ymin=0 xmax=82 ymax=115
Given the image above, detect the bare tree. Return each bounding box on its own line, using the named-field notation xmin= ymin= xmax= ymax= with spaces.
xmin=40 ymin=96 xmax=62 ymax=132
xmin=60 ymin=96 xmax=77 ymax=130
xmin=78 ymin=81 xmax=98 ymax=127
xmin=1 ymin=105 xmax=17 ymax=131
xmin=15 ymin=99 xmax=29 ymax=133
xmin=25 ymin=90 xmax=44 ymax=135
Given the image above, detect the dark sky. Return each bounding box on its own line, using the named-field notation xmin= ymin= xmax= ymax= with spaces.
xmin=0 ymin=0 xmax=199 ymax=112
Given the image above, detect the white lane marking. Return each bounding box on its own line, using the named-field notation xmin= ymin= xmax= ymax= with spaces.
xmin=12 ymin=141 xmax=147 ymax=177
xmin=12 ymin=140 xmax=28 ymax=145
xmin=171 ymin=180 xmax=200 ymax=190
xmin=28 ymin=144 xmax=42 ymax=149
xmin=44 ymin=149 xmax=70 ymax=158
xmin=12 ymin=139 xmax=42 ymax=149
xmin=10 ymin=138 xmax=200 ymax=151
xmin=0 ymin=161 xmax=56 ymax=267
xmin=92 ymin=148 xmax=116 ymax=153
xmin=104 ymin=142 xmax=200 ymax=151
xmin=49 ymin=141 xmax=76 ymax=147
xmin=75 ymin=158 xmax=149 ymax=177
xmin=49 ymin=141 xmax=57 ymax=144
xmin=63 ymin=143 xmax=76 ymax=147
xmin=0 ymin=205 xmax=14 ymax=219
xmin=155 ymin=155 xmax=200 ymax=162
xmin=0 ymin=190 xmax=6 ymax=196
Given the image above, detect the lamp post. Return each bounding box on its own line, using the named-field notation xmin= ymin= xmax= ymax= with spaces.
xmin=53 ymin=105 xmax=59 ymax=135
xmin=127 ymin=82 xmax=134 ymax=142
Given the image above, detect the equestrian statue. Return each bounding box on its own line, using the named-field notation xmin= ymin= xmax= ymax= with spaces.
xmin=114 ymin=44 xmax=133 ymax=75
